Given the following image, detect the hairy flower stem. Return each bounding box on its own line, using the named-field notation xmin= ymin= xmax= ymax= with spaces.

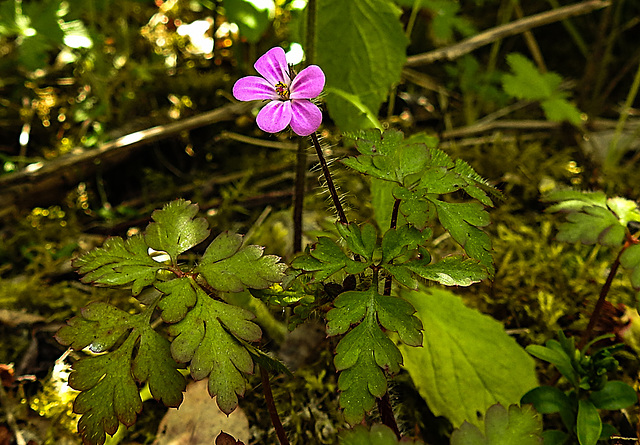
xmin=260 ymin=366 xmax=290 ymax=445
xmin=578 ymin=241 xmax=629 ymax=349
xmin=310 ymin=132 xmax=348 ymax=224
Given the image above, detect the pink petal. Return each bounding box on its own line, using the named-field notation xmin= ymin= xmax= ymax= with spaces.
xmin=290 ymin=65 xmax=325 ymax=100
xmin=290 ymin=100 xmax=322 ymax=136
xmin=233 ymin=76 xmax=279 ymax=101
xmin=254 ymin=47 xmax=290 ymax=87
xmin=256 ymin=100 xmax=292 ymax=134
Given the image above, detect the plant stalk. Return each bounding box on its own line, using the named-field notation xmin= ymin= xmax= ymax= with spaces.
xmin=578 ymin=242 xmax=628 ymax=349
xmin=310 ymin=132 xmax=348 ymax=224
xmin=260 ymin=366 xmax=290 ymax=445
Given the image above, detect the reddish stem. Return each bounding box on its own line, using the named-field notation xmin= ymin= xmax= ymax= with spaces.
xmin=260 ymin=366 xmax=290 ymax=445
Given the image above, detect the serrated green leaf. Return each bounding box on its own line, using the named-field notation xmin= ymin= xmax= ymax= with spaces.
xmin=502 ymin=53 xmax=560 ymax=101
xmin=132 ymin=329 xmax=186 ymax=407
xmin=291 ymin=237 xmax=368 ymax=281
xmin=450 ymin=404 xmax=543 ymax=445
xmin=399 ymin=287 xmax=538 ymax=428
xmin=394 ymin=187 xmax=437 ymax=230
xmin=74 ymin=235 xmax=162 ymax=295
xmin=339 ymin=423 xmax=424 ymax=445
xmin=55 ymin=302 xmax=133 ymax=353
xmin=168 ymin=286 xmax=260 ymax=414
xmin=197 ymin=232 xmax=285 ymax=292
xmin=71 ymin=335 xmax=142 ymax=445
xmin=406 ymin=256 xmax=488 ymax=286
xmin=144 ymin=199 xmax=210 ymax=264
xmin=541 ymin=97 xmax=583 ymax=126
xmin=343 ymin=129 xmax=429 ymax=185
xmin=57 ymin=301 xmax=186 ymax=445
xmin=381 ymin=224 xmax=432 ymax=263
xmin=337 ymin=222 xmax=378 ymax=261
xmin=431 ymin=200 xmax=494 ymax=273
xmin=155 ymin=277 xmax=198 ymax=323
xmin=577 ymin=399 xmax=601 ymax=445
xmin=544 ymin=190 xmax=608 ymax=212
xmin=327 ymin=287 xmax=422 ymax=424
xmin=620 ymin=244 xmax=640 ymax=289
xmin=317 ymin=0 xmax=407 ymax=131
xmin=557 ymin=206 xmax=625 ymax=246
xmin=383 ymin=264 xmax=418 ymax=289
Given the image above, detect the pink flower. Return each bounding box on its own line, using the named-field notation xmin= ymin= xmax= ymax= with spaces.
xmin=232 ymin=47 xmax=325 ymax=137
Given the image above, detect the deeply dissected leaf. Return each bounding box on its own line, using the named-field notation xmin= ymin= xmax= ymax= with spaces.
xmin=196 ymin=231 xmax=286 ymax=292
xmin=405 ymin=256 xmax=488 ymax=286
xmin=168 ymin=285 xmax=261 ymax=414
xmin=74 ymin=235 xmax=163 ymax=295
xmin=381 ymin=225 xmax=432 ymax=263
xmin=399 ymin=287 xmax=538 ymax=428
xmin=342 ymin=129 xmax=429 ymax=185
xmin=394 ymin=187 xmax=437 ymax=230
xmin=431 ymin=199 xmax=494 ymax=274
xmin=620 ymin=244 xmax=640 ymax=289
xmin=450 ymin=404 xmax=543 ymax=445
xmin=291 ymin=236 xmax=368 ymax=281
xmin=317 ymin=0 xmax=407 ymax=131
xmin=327 ymin=288 xmax=422 ymax=424
xmin=557 ymin=205 xmax=625 ymax=246
xmin=56 ymin=303 xmax=186 ymax=445
xmin=144 ymin=199 xmax=210 ymax=264
xmin=339 ymin=423 xmax=425 ymax=444
xmin=155 ymin=277 xmax=198 ymax=323
xmin=502 ymin=53 xmax=562 ymax=101
xmin=336 ymin=222 xmax=378 ymax=262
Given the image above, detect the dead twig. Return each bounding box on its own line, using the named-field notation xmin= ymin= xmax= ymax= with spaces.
xmin=405 ymin=0 xmax=611 ymax=66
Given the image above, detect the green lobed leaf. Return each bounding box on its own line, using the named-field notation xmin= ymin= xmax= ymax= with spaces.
xmin=556 ymin=205 xmax=625 ymax=246
xmin=381 ymin=225 xmax=432 ymax=263
xmin=430 ymin=199 xmax=494 ymax=274
xmin=544 ymin=190 xmax=607 ymax=212
xmin=577 ymin=399 xmax=601 ymax=445
xmin=405 ymin=256 xmax=488 ymax=286
xmin=327 ymin=287 xmax=422 ymax=424
xmin=399 ymin=287 xmax=538 ymax=428
xmin=144 ymin=199 xmax=210 ymax=264
xmin=395 ymin=187 xmax=437 ymax=230
xmin=541 ymin=97 xmax=583 ymax=126
xmin=339 ymin=423 xmax=425 ymax=444
xmin=606 ymin=197 xmax=640 ymax=227
xmin=336 ymin=222 xmax=378 ymax=261
xmin=155 ymin=277 xmax=198 ymax=323
xmin=291 ymin=236 xmax=368 ymax=281
xmin=317 ymin=0 xmax=408 ymax=131
xmin=74 ymin=235 xmax=162 ymax=295
xmin=450 ymin=404 xmax=543 ymax=445
xmin=56 ymin=302 xmax=186 ymax=445
xmin=196 ymin=231 xmax=286 ymax=292
xmin=502 ymin=53 xmax=562 ymax=101
xmin=620 ymin=244 xmax=640 ymax=289
xmin=342 ymin=129 xmax=429 ymax=185
xmin=168 ymin=285 xmax=261 ymax=414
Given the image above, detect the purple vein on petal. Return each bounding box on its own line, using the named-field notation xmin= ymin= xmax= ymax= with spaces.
xmin=256 ymin=100 xmax=292 ymax=134
xmin=254 ymin=47 xmax=289 ymax=87
xmin=290 ymin=65 xmax=325 ymax=100
xmin=233 ymin=76 xmax=279 ymax=101
xmin=289 ymin=100 xmax=322 ymax=136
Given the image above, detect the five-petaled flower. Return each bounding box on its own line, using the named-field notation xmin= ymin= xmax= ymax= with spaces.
xmin=232 ymin=47 xmax=325 ymax=137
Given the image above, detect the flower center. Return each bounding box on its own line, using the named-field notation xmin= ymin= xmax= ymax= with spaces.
xmin=274 ymin=81 xmax=290 ymax=100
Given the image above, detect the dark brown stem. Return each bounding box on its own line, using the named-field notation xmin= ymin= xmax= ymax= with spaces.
xmin=377 ymin=393 xmax=401 ymax=439
xmin=578 ymin=241 xmax=629 ymax=349
xmin=310 ymin=132 xmax=348 ymax=224
xmin=260 ymin=366 xmax=290 ymax=445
